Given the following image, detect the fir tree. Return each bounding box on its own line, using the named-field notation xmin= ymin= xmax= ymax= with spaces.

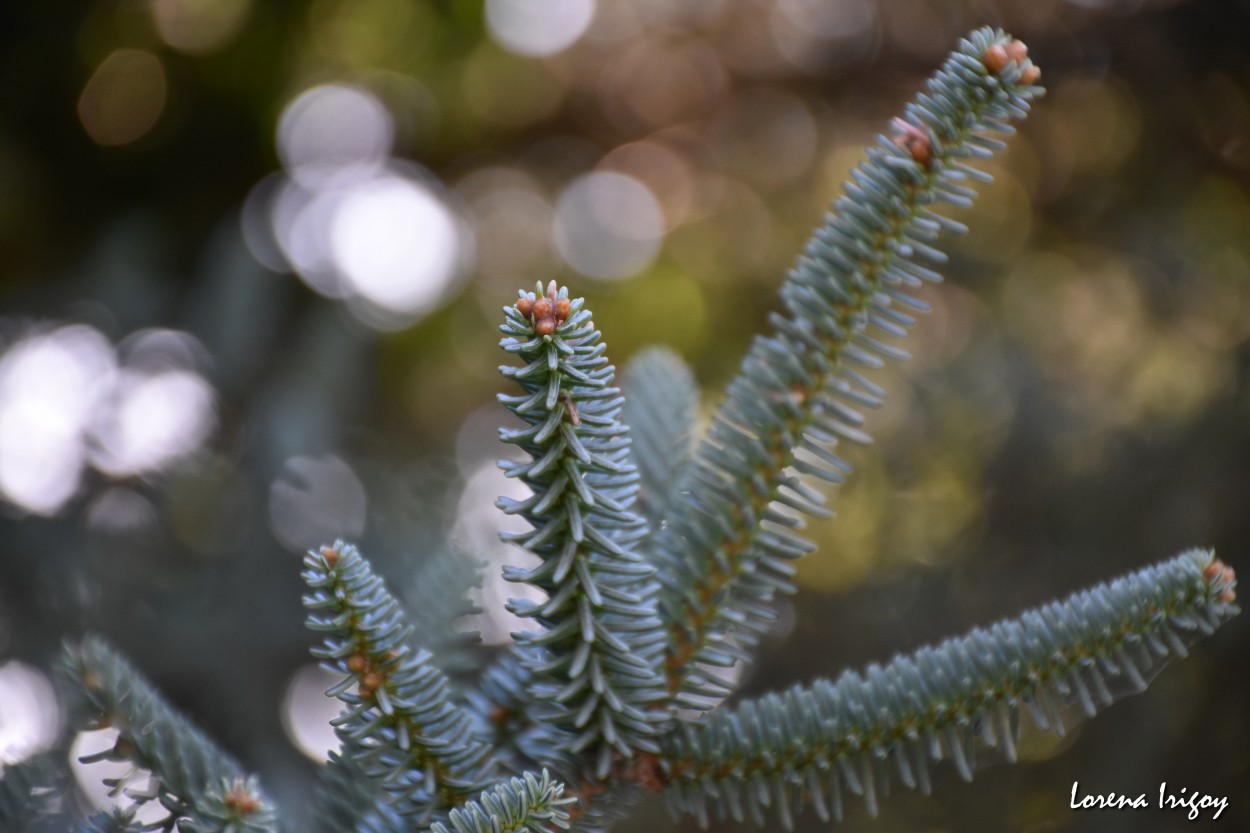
xmin=5 ymin=27 xmax=1240 ymax=833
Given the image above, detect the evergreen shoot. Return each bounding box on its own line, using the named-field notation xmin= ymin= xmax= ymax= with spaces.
xmin=301 ymin=542 xmax=493 ymax=817
xmin=496 ymin=281 xmax=669 ymax=778
xmin=8 ymin=26 xmax=1240 ymax=833
xmin=62 ymin=635 xmax=277 ymax=832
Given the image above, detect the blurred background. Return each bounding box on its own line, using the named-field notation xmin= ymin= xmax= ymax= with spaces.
xmin=1 ymin=0 xmax=1248 ymax=830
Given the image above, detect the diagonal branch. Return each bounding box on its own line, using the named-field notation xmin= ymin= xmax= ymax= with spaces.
xmin=659 ymin=550 xmax=1238 ymax=829
xmin=650 ymin=26 xmax=1046 ymax=703
xmin=64 ymin=636 xmax=277 ymax=832
xmin=302 ymin=541 xmax=493 ymax=816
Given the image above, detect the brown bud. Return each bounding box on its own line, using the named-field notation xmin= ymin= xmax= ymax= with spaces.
xmin=892 ymin=119 xmax=932 ymax=167
xmin=361 ymin=671 xmax=384 ymax=693
xmin=629 ymin=752 xmax=667 ymax=792
xmin=346 ymin=654 xmax=368 ymax=674
xmin=982 ymin=44 xmax=1009 ymax=74
xmin=1204 ymin=559 xmax=1225 ymax=581
xmin=535 ymin=316 xmax=556 ymax=336
xmin=532 ymin=298 xmax=553 ymax=320
xmin=1005 ymin=39 xmax=1028 ymax=63
xmin=320 ymin=545 xmax=338 ymax=566
xmin=516 ymin=297 xmax=534 ymax=317
xmin=554 ymin=297 xmax=571 ymax=321
xmin=1020 ymin=64 xmax=1041 ymax=85
xmin=224 ymin=781 xmax=261 ymax=816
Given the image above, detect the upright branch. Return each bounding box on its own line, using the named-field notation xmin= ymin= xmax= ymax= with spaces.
xmin=497 ymin=281 xmax=669 ymax=777
xmin=648 ymin=27 xmax=1046 ymax=702
xmin=619 ymin=347 xmax=701 ymax=536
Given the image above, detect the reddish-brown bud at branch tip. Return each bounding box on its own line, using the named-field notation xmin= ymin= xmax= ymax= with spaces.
xmin=224 ymin=781 xmax=262 ymax=816
xmin=1204 ymin=558 xmax=1237 ymax=604
xmin=982 ymin=44 xmax=1008 ymax=74
xmin=516 ymin=287 xmax=573 ymax=335
xmin=982 ymin=38 xmax=1038 ymax=85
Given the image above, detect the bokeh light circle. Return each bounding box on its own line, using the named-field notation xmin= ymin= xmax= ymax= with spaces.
xmin=0 ymin=661 xmax=61 ymax=764
xmin=151 ymin=0 xmax=252 ymax=55
xmin=280 ymin=664 xmax=344 ymax=762
xmin=485 ymin=0 xmax=596 ymax=58
xmin=0 ymin=326 xmax=115 ymax=515
xmin=269 ymin=454 xmax=368 ymax=553
xmin=89 ymin=370 xmax=216 ymax=477
xmin=277 ymin=85 xmax=394 ymax=189
xmin=330 ymin=174 xmax=464 ymax=316
xmin=552 ymin=171 xmax=663 ymax=279
xmin=77 ymin=50 xmax=167 ymax=147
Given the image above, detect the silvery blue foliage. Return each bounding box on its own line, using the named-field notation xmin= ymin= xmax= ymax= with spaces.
xmin=11 ymin=26 xmax=1240 ymax=833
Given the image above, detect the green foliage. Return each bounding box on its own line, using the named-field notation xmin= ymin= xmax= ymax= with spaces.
xmin=178 ymin=777 xmax=281 ymax=833
xmin=618 ymin=347 xmax=700 ymax=534
xmin=659 ymin=549 xmax=1239 ymax=827
xmin=496 ymin=283 xmax=669 ymax=775
xmin=72 ymin=809 xmax=143 ymax=833
xmin=302 ymin=541 xmax=493 ymax=815
xmin=24 ymin=25 xmax=1242 ymax=833
xmin=430 ymin=771 xmax=575 ymax=833
xmin=310 ymin=751 xmax=379 ymax=833
xmin=399 ymin=547 xmax=484 ymax=681
xmin=647 ymin=26 xmax=1045 ymax=704
xmin=0 ymin=752 xmax=67 ymax=832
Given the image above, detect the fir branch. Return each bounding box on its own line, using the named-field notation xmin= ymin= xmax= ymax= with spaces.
xmin=352 ymin=803 xmax=408 ymax=833
xmin=651 ymin=26 xmax=1045 ymax=703
xmin=72 ymin=809 xmax=143 ymax=833
xmin=64 ymin=636 xmax=276 ymax=832
xmin=312 ymin=750 xmax=380 ymax=833
xmin=659 ymin=550 xmax=1238 ymax=829
xmin=430 ymin=770 xmax=575 ymax=833
xmin=619 ymin=346 xmax=700 ymax=537
xmin=496 ymin=282 xmax=669 ymax=776
xmin=466 ymin=647 xmax=578 ymax=782
xmin=0 ymin=752 xmax=67 ymax=832
xmin=178 ymin=777 xmax=279 ymax=833
xmin=301 ymin=541 xmax=493 ymax=815
xmin=400 ymin=546 xmax=485 ymax=681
